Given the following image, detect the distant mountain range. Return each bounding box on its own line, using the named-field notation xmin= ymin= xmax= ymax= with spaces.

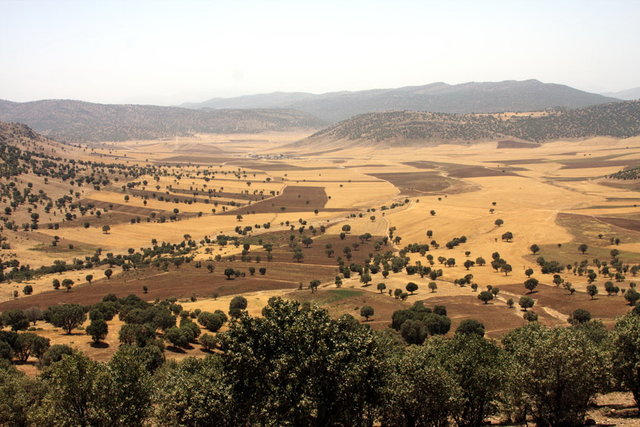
xmin=602 ymin=87 xmax=640 ymax=101
xmin=298 ymin=100 xmax=640 ymax=147
xmin=183 ymin=80 xmax=620 ymax=122
xmin=0 ymin=99 xmax=324 ymax=143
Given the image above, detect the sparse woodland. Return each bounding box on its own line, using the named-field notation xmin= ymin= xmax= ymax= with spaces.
xmin=3 ymin=110 xmax=640 ymax=426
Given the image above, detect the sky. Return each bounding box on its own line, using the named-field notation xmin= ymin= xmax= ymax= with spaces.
xmin=1 ymin=0 xmax=639 ymax=105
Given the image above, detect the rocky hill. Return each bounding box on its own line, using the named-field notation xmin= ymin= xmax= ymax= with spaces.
xmin=0 ymin=99 xmax=325 ymax=143
xmin=300 ymin=100 xmax=640 ymax=146
xmin=0 ymin=120 xmax=46 ymax=144
xmin=184 ymin=80 xmax=619 ymax=122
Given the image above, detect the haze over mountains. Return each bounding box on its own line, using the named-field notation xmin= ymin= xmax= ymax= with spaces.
xmin=183 ymin=80 xmax=619 ymax=123
xmin=0 ymin=99 xmax=323 ymax=143
xmin=602 ymin=87 xmax=640 ymax=101
xmin=0 ymin=80 xmax=634 ymax=145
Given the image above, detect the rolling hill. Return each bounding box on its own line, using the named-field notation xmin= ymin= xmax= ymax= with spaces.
xmin=602 ymin=87 xmax=640 ymax=100
xmin=0 ymin=99 xmax=325 ymax=143
xmin=297 ymin=100 xmax=640 ymax=147
xmin=184 ymin=80 xmax=619 ymax=122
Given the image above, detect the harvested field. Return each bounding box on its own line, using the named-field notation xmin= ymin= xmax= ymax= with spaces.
xmin=559 ymin=154 xmax=640 ymax=169
xmin=497 ymin=140 xmax=540 ymax=149
xmin=79 ymin=199 xmax=166 ymax=216
xmin=221 ymin=185 xmax=343 ymax=214
xmin=48 ymin=198 xmax=202 ymax=228
xmin=156 ymin=155 xmax=235 ymax=164
xmin=128 ymin=189 xmax=248 ymax=206
xmin=446 ymin=166 xmax=520 ymax=178
xmin=597 ymin=216 xmax=640 ymax=232
xmin=0 ymin=261 xmax=337 ymax=311
xmin=420 ymin=295 xmax=561 ymax=339
xmin=403 ymin=161 xmax=522 ymax=177
xmin=251 ymin=233 xmax=385 ymax=266
xmin=224 ymin=161 xmax=315 ymax=171
xmin=601 ymin=180 xmax=640 ymax=192
xmin=501 ymin=284 xmax=632 ymax=328
xmin=528 ymin=213 xmax=640 ymax=265
xmin=288 ymin=288 xmax=408 ymax=329
xmin=169 ymin=187 xmax=267 ymax=201
xmin=368 ymin=171 xmax=475 ymax=195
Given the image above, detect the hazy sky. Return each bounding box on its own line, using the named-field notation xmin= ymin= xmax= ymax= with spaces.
xmin=1 ymin=0 xmax=639 ymax=105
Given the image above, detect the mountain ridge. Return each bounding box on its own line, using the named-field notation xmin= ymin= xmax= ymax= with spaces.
xmin=183 ymin=80 xmax=620 ymax=122
xmin=0 ymin=99 xmax=325 ymax=143
xmin=602 ymin=87 xmax=640 ymax=100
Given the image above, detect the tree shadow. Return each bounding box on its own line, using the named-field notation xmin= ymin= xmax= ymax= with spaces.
xmin=90 ymin=341 xmax=110 ymax=349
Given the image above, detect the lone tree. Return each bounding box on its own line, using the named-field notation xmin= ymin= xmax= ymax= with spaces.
xmin=45 ymin=304 xmax=87 ymax=334
xmin=229 ymin=296 xmax=248 ymax=318
xmin=62 ymin=279 xmax=74 ymax=292
xmin=530 ymin=244 xmax=540 ymax=254
xmin=586 ymin=284 xmax=599 ymax=300
xmin=524 ymin=278 xmax=539 ymax=294
xmin=360 ymin=305 xmax=374 ymax=321
xmin=478 ymin=291 xmax=494 ymax=304
xmin=86 ymin=319 xmax=108 ymax=343
xmin=428 ymin=282 xmax=438 ymax=293
xmin=102 ymin=225 xmax=110 ymax=234
xmin=519 ymin=296 xmax=535 ymax=311
xmin=501 ymin=231 xmax=514 ymax=242
xmin=495 ymin=218 xmax=504 ymax=227
xmin=578 ymin=244 xmax=588 ymax=255
xmin=377 ymin=283 xmax=386 ymax=294
xmin=309 ymin=280 xmax=320 ymax=293
xmin=1 ymin=309 xmax=30 ymax=331
xmin=104 ymin=269 xmax=113 ymax=280
xmin=405 ymin=282 xmax=418 ymax=295
xmin=224 ymin=268 xmax=236 ymax=280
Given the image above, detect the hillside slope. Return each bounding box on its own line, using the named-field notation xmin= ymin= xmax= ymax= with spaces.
xmin=298 ymin=100 xmax=640 ymax=146
xmin=0 ymin=99 xmax=324 ymax=143
xmin=185 ymin=80 xmax=619 ymax=122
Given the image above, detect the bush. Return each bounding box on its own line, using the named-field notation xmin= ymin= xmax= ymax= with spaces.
xmin=455 ymin=319 xmax=485 ymax=337
xmin=198 ymin=312 xmax=226 ymax=332
xmin=200 ymin=333 xmax=218 ymax=351
xmin=164 ymin=327 xmax=190 ymax=348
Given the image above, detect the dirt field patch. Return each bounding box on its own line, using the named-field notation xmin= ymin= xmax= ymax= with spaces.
xmin=597 ymin=217 xmax=640 ymax=232
xmin=0 ymin=261 xmax=337 ymax=311
xmin=288 ymin=288 xmax=408 ymax=329
xmin=251 ymin=233 xmax=386 ymax=266
xmin=156 ymin=155 xmax=235 ymax=164
xmin=497 ymin=140 xmax=540 ymax=149
xmin=419 ymin=294 xmax=560 ymax=339
xmin=220 ymin=185 xmax=342 ymax=215
xmin=403 ymin=161 xmax=521 ymax=178
xmin=528 ymin=213 xmax=640 ymax=265
xmin=559 ymin=154 xmax=640 ymax=170
xmin=501 ymin=284 xmax=632 ymax=328
xmin=368 ymin=171 xmax=475 ymax=195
